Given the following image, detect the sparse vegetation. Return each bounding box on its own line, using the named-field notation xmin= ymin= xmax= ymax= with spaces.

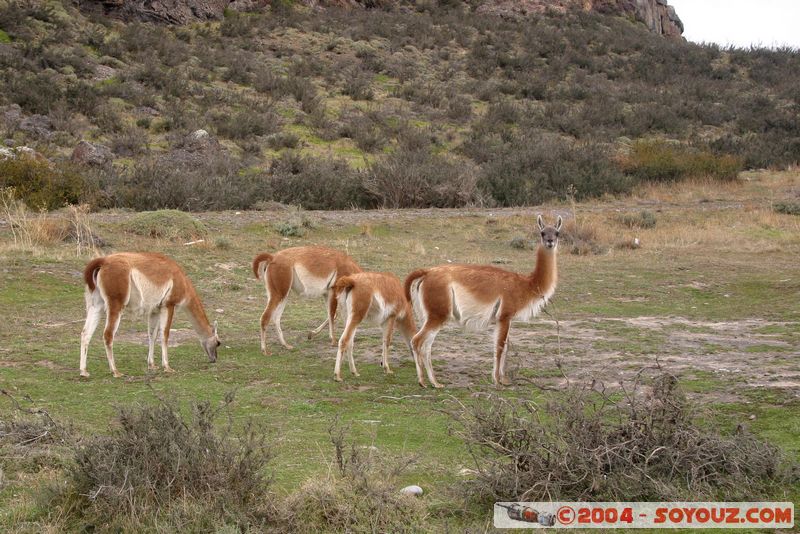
xmin=54 ymin=394 xmax=276 ymax=531
xmin=1 ymin=1 xmax=797 ymax=211
xmin=450 ymin=372 xmax=795 ymax=503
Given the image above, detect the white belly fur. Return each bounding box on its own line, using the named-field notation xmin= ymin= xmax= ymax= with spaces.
xmin=291 ymin=265 xmax=335 ymax=298
xmin=450 ymin=283 xmax=500 ymax=331
xmin=126 ymin=269 xmax=174 ymax=316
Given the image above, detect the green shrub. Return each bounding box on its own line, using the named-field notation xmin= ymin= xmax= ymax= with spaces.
xmin=124 ymin=210 xmax=208 ymax=240
xmin=774 ymin=202 xmax=800 ymax=216
xmin=622 ymin=140 xmax=743 ymax=182
xmin=479 ymin=134 xmax=630 ymax=206
xmin=0 ymin=156 xmax=96 ymax=210
xmin=619 ymin=210 xmax=657 ymax=229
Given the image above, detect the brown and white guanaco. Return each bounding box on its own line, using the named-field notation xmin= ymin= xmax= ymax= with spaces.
xmin=252 ymin=246 xmax=362 ymax=354
xmin=331 ymin=272 xmax=417 ymax=382
xmin=79 ymin=252 xmax=220 ymax=378
xmin=404 ymin=215 xmax=562 ymax=388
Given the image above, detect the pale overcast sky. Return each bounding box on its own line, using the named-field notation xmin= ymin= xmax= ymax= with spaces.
xmin=669 ymin=0 xmax=800 ymax=49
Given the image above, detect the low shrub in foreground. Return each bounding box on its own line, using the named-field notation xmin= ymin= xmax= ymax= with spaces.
xmin=449 ymin=372 xmax=795 ymax=503
xmin=55 ymin=395 xmax=275 ymax=531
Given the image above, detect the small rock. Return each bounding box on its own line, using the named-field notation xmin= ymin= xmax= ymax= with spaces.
xmin=400 ymin=485 xmax=423 ymax=497
xmin=71 ymin=141 xmax=113 ymax=167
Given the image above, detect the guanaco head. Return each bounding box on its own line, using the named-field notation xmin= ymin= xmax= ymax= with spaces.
xmin=203 ymin=321 xmax=222 ymax=363
xmin=537 ymin=215 xmax=563 ymax=250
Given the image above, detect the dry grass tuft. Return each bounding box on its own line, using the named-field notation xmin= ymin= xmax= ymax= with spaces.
xmin=278 ymin=420 xmax=424 ymax=534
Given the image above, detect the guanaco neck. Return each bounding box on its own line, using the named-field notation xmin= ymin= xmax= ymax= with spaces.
xmin=185 ymin=292 xmax=214 ymax=340
xmin=528 ymin=245 xmax=558 ymax=297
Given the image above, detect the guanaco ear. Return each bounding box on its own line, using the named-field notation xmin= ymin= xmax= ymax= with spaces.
xmin=556 ymin=215 xmax=563 ymax=231
xmin=537 ymin=214 xmax=545 ymax=231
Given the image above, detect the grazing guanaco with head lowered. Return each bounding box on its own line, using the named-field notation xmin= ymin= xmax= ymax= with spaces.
xmin=331 ymin=272 xmax=417 ymax=382
xmin=79 ymin=253 xmax=221 ymax=378
xmin=252 ymin=246 xmax=362 ymax=354
xmin=405 ymin=215 xmax=562 ymax=388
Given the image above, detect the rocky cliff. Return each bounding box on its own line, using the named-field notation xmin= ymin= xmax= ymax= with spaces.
xmin=78 ymin=0 xmax=683 ymax=38
xmin=475 ymin=0 xmax=682 ymax=38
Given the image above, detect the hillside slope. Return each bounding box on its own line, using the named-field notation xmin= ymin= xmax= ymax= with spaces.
xmin=0 ymin=0 xmax=798 ymax=211
xmin=78 ymin=0 xmax=684 ymax=38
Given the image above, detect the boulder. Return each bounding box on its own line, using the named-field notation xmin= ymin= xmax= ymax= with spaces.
xmin=18 ymin=114 xmax=53 ymax=139
xmin=71 ymin=141 xmax=114 ymax=166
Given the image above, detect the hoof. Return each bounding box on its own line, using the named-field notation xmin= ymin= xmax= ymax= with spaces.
xmin=80 ymin=370 xmax=90 ymax=378
xmin=307 ymin=331 xmax=314 ymax=340
xmin=261 ymin=348 xmax=270 ymax=356
xmin=432 ymin=382 xmax=444 ymax=389
xmin=112 ymin=371 xmax=124 ymax=378
xmin=282 ymin=345 xmax=294 ymax=351
xmin=352 ymin=372 xmax=361 ymax=377
xmin=330 ymin=339 xmax=337 ymax=347
xmin=164 ymin=367 xmax=175 ymax=373
xmin=334 ymin=375 xmax=343 ymax=382
xmin=384 ymin=369 xmax=394 ymax=375
xmin=499 ymin=378 xmax=512 ymax=387
xmin=418 ymin=381 xmax=427 ymax=388
xmin=148 ymin=365 xmax=158 ymax=371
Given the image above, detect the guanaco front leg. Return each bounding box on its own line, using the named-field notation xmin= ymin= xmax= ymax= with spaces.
xmin=493 ymin=317 xmax=512 ymax=387
xmin=160 ymin=305 xmax=175 ymax=373
xmin=146 ymin=311 xmax=160 ymax=370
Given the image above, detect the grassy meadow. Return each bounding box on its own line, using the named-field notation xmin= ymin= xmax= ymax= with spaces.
xmin=1 ymin=171 xmax=799 ymax=531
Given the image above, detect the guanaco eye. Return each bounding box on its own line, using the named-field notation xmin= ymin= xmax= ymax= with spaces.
xmin=540 ymin=232 xmax=545 ymax=237
xmin=556 ymin=232 xmax=560 ymax=237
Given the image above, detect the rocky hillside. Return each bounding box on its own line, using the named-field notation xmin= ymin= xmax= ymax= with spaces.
xmin=80 ymin=0 xmax=683 ymax=37
xmin=1 ymin=0 xmax=798 ymax=211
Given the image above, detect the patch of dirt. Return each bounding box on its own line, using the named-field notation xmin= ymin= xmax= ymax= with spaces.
xmin=348 ymin=317 xmax=799 ymax=400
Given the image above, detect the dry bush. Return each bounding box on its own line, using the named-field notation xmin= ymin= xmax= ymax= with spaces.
xmin=559 ymin=217 xmax=608 ymax=256
xmin=267 ymin=152 xmax=369 ymax=210
xmin=278 ymin=421 xmax=424 ymax=534
xmin=56 ymin=393 xmax=275 ymax=531
xmin=365 ymin=147 xmax=479 ymax=208
xmin=618 ymin=209 xmax=657 ymax=229
xmin=448 ymin=372 xmax=795 ymax=503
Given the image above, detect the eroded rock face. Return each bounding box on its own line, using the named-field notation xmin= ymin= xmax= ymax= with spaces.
xmin=78 ymin=0 xmax=231 ymax=24
xmin=477 ymin=0 xmax=683 ymax=38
